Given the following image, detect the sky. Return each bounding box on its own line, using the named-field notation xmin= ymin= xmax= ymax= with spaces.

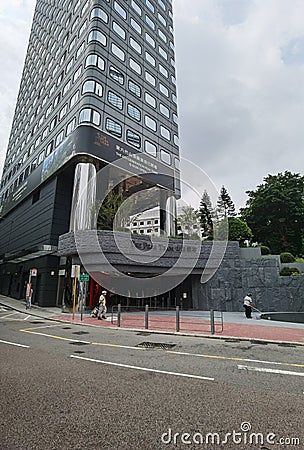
xmin=1 ymin=0 xmax=304 ymax=212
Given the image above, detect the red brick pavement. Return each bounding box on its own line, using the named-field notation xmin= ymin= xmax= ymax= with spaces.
xmin=52 ymin=314 xmax=304 ymax=344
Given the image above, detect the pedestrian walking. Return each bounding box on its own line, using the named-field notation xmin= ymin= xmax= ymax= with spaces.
xmin=243 ymin=293 xmax=253 ymax=319
xmin=97 ymin=290 xmax=107 ymax=320
xmin=26 ymin=283 xmax=33 ymax=309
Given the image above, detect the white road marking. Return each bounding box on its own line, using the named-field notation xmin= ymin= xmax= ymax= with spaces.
xmin=1 ymin=313 xmax=18 ymax=319
xmin=70 ymin=355 xmax=215 ymax=381
xmin=167 ymin=350 xmax=304 ymax=369
xmin=23 ymin=315 xmax=31 ymax=320
xmin=0 ymin=339 xmax=30 ymax=348
xmin=92 ymin=342 xmax=142 ymax=350
xmin=19 ymin=326 xmax=304 ymax=371
xmin=238 ymin=365 xmax=304 ymax=377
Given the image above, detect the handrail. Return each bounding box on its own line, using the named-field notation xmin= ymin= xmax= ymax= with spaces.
xmin=111 ymin=304 xmax=224 ymax=334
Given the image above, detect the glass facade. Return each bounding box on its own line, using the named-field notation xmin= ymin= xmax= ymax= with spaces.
xmin=0 ymin=0 xmax=179 ymax=204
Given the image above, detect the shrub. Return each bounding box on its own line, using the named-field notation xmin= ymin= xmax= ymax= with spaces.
xmin=280 ymin=252 xmax=295 ymax=263
xmin=280 ymin=267 xmax=299 ymax=276
xmin=260 ymin=245 xmax=271 ymax=255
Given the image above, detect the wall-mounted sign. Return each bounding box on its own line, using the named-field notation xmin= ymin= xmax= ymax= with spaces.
xmin=30 ymin=268 xmax=38 ymax=277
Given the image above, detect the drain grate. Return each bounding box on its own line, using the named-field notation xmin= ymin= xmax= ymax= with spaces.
xmin=62 ymin=327 xmax=72 ymax=330
xmin=73 ymin=350 xmax=85 ymax=354
xmin=70 ymin=341 xmax=90 ymax=346
xmin=136 ymin=342 xmax=176 ymax=350
xmin=30 ymin=321 xmax=45 ymax=324
xmin=72 ymin=331 xmax=89 ymax=335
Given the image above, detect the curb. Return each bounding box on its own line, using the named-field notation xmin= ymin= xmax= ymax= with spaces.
xmin=2 ymin=301 xmax=304 ymax=347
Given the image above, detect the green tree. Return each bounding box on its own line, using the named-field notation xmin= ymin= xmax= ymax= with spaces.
xmin=198 ymin=190 xmax=214 ymax=239
xmin=177 ymin=206 xmax=200 ymax=239
xmin=216 ymin=186 xmax=236 ymax=219
xmin=97 ymin=191 xmax=126 ymax=231
xmin=240 ymin=171 xmax=304 ymax=256
xmin=227 ymin=217 xmax=253 ymax=246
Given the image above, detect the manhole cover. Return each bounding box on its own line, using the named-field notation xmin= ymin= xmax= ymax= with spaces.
xmin=70 ymin=341 xmax=90 ymax=346
xmin=74 ymin=350 xmax=85 ymax=354
xmin=136 ymin=342 xmax=176 ymax=350
xmin=62 ymin=327 xmax=71 ymax=330
xmin=72 ymin=331 xmax=89 ymax=335
xmin=30 ymin=321 xmax=45 ymax=324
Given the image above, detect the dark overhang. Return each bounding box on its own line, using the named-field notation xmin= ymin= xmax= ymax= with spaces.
xmin=0 ymin=244 xmax=58 ymax=264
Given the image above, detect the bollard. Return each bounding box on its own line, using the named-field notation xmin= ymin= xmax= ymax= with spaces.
xmin=145 ymin=304 xmax=149 ymax=329
xmin=210 ymin=309 xmax=215 ymax=335
xmin=176 ymin=305 xmax=180 ymax=332
xmin=117 ymin=304 xmax=121 ymax=328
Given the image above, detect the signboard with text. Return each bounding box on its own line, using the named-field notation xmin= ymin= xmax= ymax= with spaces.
xmin=0 ymin=125 xmax=179 ymax=217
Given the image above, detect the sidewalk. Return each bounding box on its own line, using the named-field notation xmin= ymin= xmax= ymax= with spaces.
xmin=1 ymin=294 xmax=304 ymax=346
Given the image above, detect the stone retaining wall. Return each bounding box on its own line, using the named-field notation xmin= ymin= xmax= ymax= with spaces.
xmin=58 ymin=231 xmax=304 ymax=312
xmin=196 ymin=248 xmax=304 ymax=312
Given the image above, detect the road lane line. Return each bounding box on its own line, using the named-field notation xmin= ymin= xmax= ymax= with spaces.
xmin=21 ymin=329 xmax=91 ymax=343
xmin=238 ymin=365 xmax=304 ymax=377
xmin=18 ymin=327 xmax=304 ymax=370
xmin=0 ymin=339 xmax=30 ymax=348
xmin=70 ymin=355 xmax=215 ymax=381
xmin=167 ymin=350 xmax=304 ymax=369
xmin=20 ymin=324 xmax=62 ymax=331
xmin=1 ymin=313 xmax=18 ymax=319
xmin=92 ymin=342 xmax=141 ymax=350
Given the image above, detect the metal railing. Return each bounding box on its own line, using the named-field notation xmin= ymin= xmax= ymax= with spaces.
xmin=111 ymin=304 xmax=224 ymax=335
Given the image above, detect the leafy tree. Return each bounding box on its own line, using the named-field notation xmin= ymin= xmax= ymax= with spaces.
xmin=240 ymin=171 xmax=304 ymax=256
xmin=216 ymin=186 xmax=236 ymax=219
xmin=97 ymin=191 xmax=126 ymax=231
xmin=227 ymin=217 xmax=253 ymax=246
xmin=198 ymin=190 xmax=213 ymax=239
xmin=177 ymin=206 xmax=200 ymax=239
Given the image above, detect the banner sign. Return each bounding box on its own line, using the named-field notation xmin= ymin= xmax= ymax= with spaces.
xmin=0 ymin=125 xmax=178 ymax=217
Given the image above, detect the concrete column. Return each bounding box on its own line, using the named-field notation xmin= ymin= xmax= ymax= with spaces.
xmin=159 ymin=190 xmax=176 ymax=236
xmin=70 ymin=163 xmax=97 ymax=231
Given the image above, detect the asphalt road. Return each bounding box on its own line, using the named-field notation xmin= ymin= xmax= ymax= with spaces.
xmin=0 ymin=308 xmax=303 ymax=450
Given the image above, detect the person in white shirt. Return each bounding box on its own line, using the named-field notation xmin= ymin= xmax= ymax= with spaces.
xmin=243 ymin=293 xmax=253 ymax=318
xmin=97 ymin=290 xmax=107 ymax=320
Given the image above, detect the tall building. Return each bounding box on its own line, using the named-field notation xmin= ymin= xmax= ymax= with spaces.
xmin=0 ymin=0 xmax=180 ymax=306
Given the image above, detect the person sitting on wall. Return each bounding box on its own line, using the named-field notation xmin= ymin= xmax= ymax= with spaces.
xmin=97 ymin=290 xmax=107 ymax=320
xmin=243 ymin=293 xmax=253 ymax=319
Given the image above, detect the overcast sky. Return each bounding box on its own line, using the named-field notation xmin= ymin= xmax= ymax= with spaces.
xmin=1 ymin=0 xmax=304 ymax=212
